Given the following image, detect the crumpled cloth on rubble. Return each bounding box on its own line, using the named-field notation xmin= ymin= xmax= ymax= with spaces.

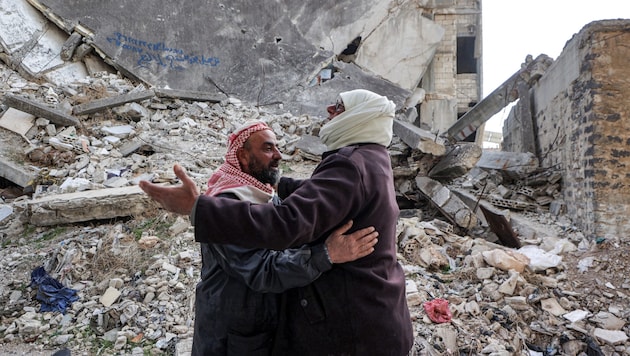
xmin=423 ymin=298 xmax=452 ymax=323
xmin=30 ymin=266 xmax=79 ymax=314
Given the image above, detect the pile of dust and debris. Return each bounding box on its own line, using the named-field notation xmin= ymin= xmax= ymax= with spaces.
xmin=0 ymin=60 xmax=629 ymax=356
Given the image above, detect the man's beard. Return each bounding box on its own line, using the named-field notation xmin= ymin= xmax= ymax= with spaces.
xmin=248 ymin=159 xmax=280 ymax=186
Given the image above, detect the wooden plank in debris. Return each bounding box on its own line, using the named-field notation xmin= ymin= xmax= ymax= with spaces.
xmin=416 ymin=176 xmax=477 ymax=229
xmin=393 ymin=119 xmax=446 ymax=156
xmin=3 ymin=93 xmax=81 ymax=127
xmin=28 ymin=185 xmax=154 ymax=226
xmin=154 ymin=88 xmax=227 ymax=102
xmin=479 ymin=205 xmax=522 ymax=248
xmin=73 ymin=89 xmax=155 ymax=115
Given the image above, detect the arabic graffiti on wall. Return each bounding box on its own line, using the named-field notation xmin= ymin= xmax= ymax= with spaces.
xmin=106 ymin=32 xmax=220 ymax=71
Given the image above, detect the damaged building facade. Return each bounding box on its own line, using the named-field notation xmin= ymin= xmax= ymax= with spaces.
xmin=1 ymin=0 xmax=483 ymax=137
xmin=1 ymin=0 xmax=629 ymax=241
xmin=0 ymin=0 xmax=486 ymax=221
xmin=501 ymin=20 xmax=630 ymax=240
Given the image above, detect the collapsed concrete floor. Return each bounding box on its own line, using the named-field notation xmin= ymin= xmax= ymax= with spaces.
xmin=0 ymin=56 xmax=629 ymax=356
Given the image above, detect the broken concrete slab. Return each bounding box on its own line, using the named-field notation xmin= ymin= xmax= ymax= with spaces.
xmin=428 ymin=142 xmax=482 ymax=180
xmin=28 ymin=185 xmax=153 ymax=226
xmin=4 ymin=93 xmax=81 ymax=127
xmin=445 ymin=54 xmax=554 ymax=141
xmin=19 ymin=23 xmax=67 ymax=77
xmin=419 ymin=95 xmax=458 ymax=137
xmin=475 ymin=151 xmax=539 ymax=179
xmin=448 ymin=188 xmax=490 ymax=231
xmin=393 ymin=119 xmax=446 ymax=156
xmin=27 ymin=0 xmax=419 ymax=117
xmin=416 ymin=176 xmax=477 ymax=230
xmin=0 ymin=144 xmax=39 ymax=188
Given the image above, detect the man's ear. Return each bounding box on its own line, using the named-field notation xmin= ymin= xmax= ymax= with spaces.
xmin=236 ymin=147 xmax=248 ymax=168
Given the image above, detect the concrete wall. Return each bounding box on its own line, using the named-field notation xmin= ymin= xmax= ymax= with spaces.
xmin=418 ymin=0 xmax=481 ymax=136
xmin=505 ymin=20 xmax=630 ymax=239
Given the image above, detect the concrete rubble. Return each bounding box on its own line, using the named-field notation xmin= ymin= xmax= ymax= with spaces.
xmin=0 ymin=1 xmax=629 ymax=356
xmin=0 ymin=60 xmax=629 ymax=356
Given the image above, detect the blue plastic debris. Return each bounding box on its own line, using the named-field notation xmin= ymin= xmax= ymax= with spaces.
xmin=30 ymin=266 xmax=79 ymax=314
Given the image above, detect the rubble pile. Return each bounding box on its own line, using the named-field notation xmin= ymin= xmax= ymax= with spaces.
xmin=0 ymin=62 xmax=629 ymax=356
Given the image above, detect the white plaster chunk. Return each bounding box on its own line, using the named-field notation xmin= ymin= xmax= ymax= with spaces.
xmin=563 ymin=309 xmax=590 ymax=323
xmin=540 ymin=298 xmax=567 ymax=316
xmin=0 ymin=108 xmax=36 ymax=136
xmin=100 ymin=286 xmax=121 ymax=307
xmin=517 ymin=245 xmax=563 ymax=272
xmin=593 ymin=328 xmax=628 ymax=345
xmin=102 ymin=125 xmax=135 ymax=138
xmin=45 ymin=62 xmax=89 ymax=87
xmin=20 ymin=25 xmax=67 ymax=76
xmin=482 ymin=249 xmax=529 ymax=273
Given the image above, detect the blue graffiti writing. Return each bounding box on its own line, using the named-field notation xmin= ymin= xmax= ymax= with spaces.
xmin=106 ymin=32 xmax=220 ymax=71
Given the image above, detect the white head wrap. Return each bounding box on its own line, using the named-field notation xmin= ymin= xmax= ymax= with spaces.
xmin=318 ymin=89 xmax=395 ymax=151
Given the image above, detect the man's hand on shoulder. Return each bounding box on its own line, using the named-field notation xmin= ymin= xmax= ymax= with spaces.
xmin=325 ymin=221 xmax=378 ymax=263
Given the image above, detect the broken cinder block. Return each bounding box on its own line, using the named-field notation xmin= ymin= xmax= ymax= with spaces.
xmin=416 ymin=176 xmax=477 ymax=230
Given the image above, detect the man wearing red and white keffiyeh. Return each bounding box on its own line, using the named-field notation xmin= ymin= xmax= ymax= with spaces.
xmin=204 ymin=120 xmax=279 ymax=203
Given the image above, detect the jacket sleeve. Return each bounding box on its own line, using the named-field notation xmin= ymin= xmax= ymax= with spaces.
xmin=195 ymin=154 xmax=365 ymax=249
xmin=208 ymin=242 xmax=332 ymax=293
xmin=277 ymin=176 xmax=304 ymax=200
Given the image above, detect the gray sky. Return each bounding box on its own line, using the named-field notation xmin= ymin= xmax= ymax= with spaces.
xmin=482 ymin=0 xmax=630 ymax=132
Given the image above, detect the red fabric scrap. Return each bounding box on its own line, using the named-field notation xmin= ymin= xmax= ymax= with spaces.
xmin=423 ymin=298 xmax=452 ymax=323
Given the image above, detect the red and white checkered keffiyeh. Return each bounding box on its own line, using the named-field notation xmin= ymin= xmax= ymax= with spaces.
xmin=205 ymin=120 xmax=275 ymax=197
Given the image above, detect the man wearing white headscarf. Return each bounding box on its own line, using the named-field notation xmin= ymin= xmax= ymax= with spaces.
xmin=141 ymin=89 xmax=414 ymax=355
xmin=191 ymin=120 xmax=379 ymax=355
xmin=319 ymin=88 xmax=395 ymax=150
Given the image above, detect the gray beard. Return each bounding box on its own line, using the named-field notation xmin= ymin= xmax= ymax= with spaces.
xmin=249 ymin=165 xmax=279 ymax=186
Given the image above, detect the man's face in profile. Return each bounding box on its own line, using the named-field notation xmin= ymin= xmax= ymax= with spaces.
xmin=239 ymin=129 xmax=282 ymax=185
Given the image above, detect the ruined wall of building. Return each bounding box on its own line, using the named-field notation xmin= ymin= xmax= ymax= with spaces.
xmin=506 ymin=20 xmax=630 ymax=239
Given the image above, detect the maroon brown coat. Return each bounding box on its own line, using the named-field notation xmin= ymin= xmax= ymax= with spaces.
xmin=195 ymin=144 xmax=413 ymax=355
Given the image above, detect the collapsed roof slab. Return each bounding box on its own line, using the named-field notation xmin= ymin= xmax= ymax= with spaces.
xmin=445 ymin=54 xmax=554 ymax=142
xmin=27 ymin=0 xmax=420 ymax=117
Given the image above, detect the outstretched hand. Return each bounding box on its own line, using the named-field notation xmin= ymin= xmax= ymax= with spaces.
xmin=325 ymin=220 xmax=378 ymax=263
xmin=139 ymin=164 xmax=200 ymax=215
